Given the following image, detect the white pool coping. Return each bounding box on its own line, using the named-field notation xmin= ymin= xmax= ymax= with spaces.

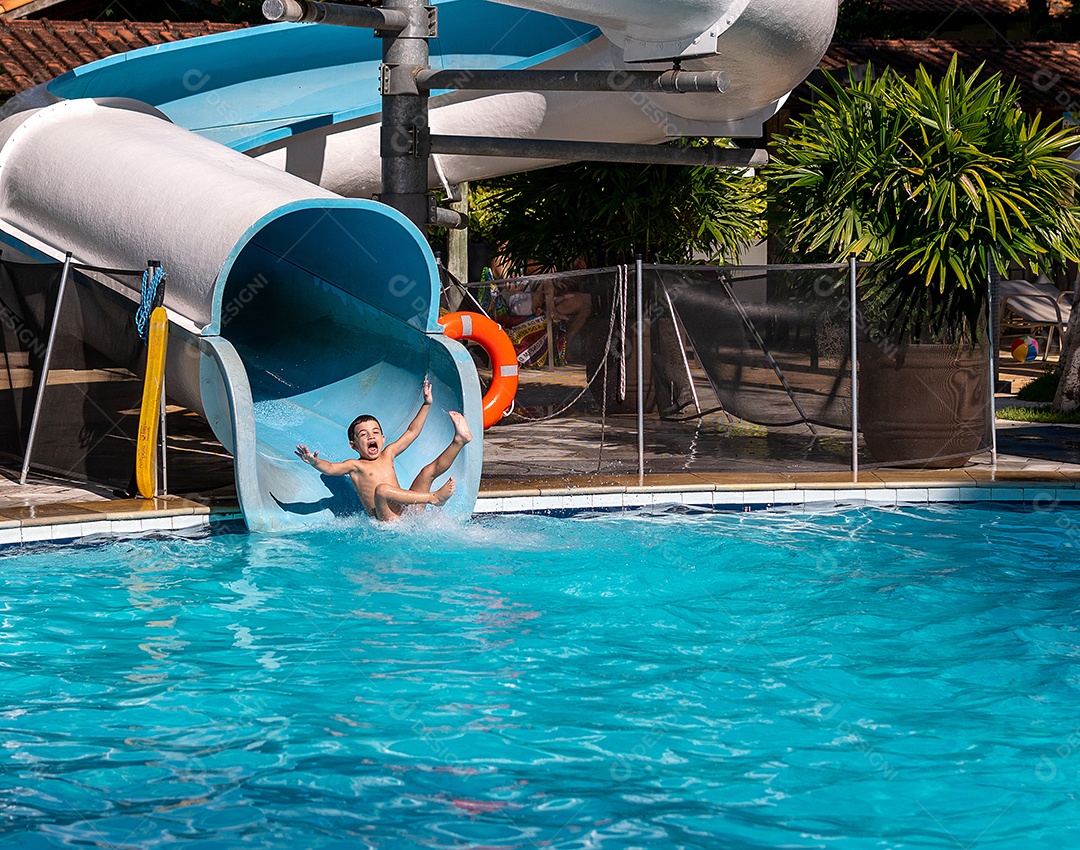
xmin=2 ymin=476 xmax=1079 ymax=550
xmin=0 ymin=497 xmax=243 ymax=549
xmin=473 ymin=483 xmax=1080 ymax=515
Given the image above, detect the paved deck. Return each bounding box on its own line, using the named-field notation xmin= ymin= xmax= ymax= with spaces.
xmin=1 ymin=357 xmax=1077 ymax=546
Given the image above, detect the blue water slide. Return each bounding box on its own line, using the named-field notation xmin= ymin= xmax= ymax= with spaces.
xmin=44 ymin=1 xmax=600 ymax=152
xmin=0 ymin=101 xmax=481 ymax=531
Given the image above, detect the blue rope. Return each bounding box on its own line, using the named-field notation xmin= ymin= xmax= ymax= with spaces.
xmin=136 ymin=265 xmax=167 ymax=342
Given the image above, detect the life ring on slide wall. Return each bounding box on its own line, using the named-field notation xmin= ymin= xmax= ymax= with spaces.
xmin=438 ymin=311 xmax=519 ymax=429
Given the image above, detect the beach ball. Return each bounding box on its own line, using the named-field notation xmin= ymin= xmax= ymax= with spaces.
xmin=1011 ymin=336 xmax=1039 ymax=362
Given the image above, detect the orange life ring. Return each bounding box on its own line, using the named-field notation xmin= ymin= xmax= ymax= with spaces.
xmin=438 ymin=311 xmax=519 ymax=429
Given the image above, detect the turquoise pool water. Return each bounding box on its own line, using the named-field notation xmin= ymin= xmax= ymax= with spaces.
xmin=2 ymin=506 xmax=1079 ymax=848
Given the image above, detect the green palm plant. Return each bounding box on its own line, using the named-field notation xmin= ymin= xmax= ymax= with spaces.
xmin=471 ymin=140 xmax=765 ymax=272
xmin=769 ymin=56 xmax=1080 ymax=345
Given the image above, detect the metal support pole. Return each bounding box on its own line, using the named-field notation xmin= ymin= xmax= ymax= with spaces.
xmin=989 ymin=265 xmax=1002 ymax=394
xmin=636 ymin=255 xmax=645 ymax=487
xmin=20 ymin=252 xmax=72 ymax=485
xmin=159 ymin=371 xmax=168 ymax=497
xmin=849 ymin=255 xmax=859 ymax=483
xmin=430 ymin=135 xmax=767 ymax=168
xmin=987 ymin=271 xmax=998 ymax=468
xmin=380 ymin=0 xmax=434 ymax=231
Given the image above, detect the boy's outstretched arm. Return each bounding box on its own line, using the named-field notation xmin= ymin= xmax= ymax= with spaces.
xmin=386 ymin=379 xmax=432 ymax=455
xmin=295 ymin=444 xmax=357 ymax=476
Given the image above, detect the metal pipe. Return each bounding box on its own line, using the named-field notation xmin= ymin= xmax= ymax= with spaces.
xmin=430 ymin=135 xmax=766 ymax=168
xmin=380 ymin=0 xmax=432 ymax=230
xmin=20 ymin=252 xmax=72 ymax=485
xmin=429 ymin=204 xmax=466 ymax=230
xmin=636 ymin=255 xmax=645 ymax=487
xmin=262 ymin=0 xmax=408 ymax=30
xmin=416 ymin=68 xmax=730 ymax=94
xmin=849 ymin=254 xmax=859 ymax=483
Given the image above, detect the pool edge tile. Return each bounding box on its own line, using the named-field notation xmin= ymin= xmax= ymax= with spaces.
xmin=926 ymin=488 xmax=963 ymax=503
xmin=989 ymin=487 xmax=1028 ymax=503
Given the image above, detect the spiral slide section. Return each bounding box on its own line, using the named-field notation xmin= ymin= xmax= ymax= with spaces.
xmin=0 ymin=0 xmax=835 ymax=530
xmin=24 ymin=0 xmax=837 ymax=192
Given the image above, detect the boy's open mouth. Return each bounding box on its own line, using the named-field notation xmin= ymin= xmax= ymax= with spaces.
xmin=366 ymin=440 xmax=378 ymax=453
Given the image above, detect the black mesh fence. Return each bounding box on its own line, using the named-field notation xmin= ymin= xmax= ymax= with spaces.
xmin=453 ymin=262 xmax=995 ymax=477
xmin=653 ymin=264 xmax=854 ymax=429
xmin=1 ymin=254 xmax=997 ymax=491
xmin=0 ymin=259 xmax=149 ymax=492
xmin=0 ymin=261 xmax=62 ymax=465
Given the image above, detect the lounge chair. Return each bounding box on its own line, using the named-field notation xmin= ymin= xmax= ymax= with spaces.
xmin=999 ymin=278 xmax=1075 ymax=359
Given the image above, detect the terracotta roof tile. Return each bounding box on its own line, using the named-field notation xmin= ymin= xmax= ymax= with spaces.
xmin=822 ymin=39 xmax=1080 ymax=113
xmin=0 ymin=19 xmax=241 ymax=95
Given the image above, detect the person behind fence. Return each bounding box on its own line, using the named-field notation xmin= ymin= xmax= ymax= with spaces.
xmin=500 ymin=278 xmax=593 ymax=354
xmin=294 ymin=379 xmax=472 ymax=521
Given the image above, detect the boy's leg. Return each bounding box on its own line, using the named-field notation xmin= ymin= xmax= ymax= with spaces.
xmin=373 ymin=481 xmax=454 ymax=521
xmin=409 ymin=411 xmax=473 ymax=493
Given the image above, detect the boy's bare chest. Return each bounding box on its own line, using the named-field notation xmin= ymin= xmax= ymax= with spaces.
xmin=349 ymin=456 xmax=398 ymax=487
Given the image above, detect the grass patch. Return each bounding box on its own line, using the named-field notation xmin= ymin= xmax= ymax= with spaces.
xmin=997 ymin=406 xmax=1080 ymax=424
xmin=1016 ymin=370 xmax=1059 ymax=402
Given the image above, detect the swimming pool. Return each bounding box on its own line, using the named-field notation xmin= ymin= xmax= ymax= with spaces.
xmin=2 ymin=505 xmax=1078 ymax=848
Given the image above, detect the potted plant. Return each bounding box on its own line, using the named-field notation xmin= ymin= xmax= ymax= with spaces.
xmin=769 ymin=57 xmax=1080 ymax=466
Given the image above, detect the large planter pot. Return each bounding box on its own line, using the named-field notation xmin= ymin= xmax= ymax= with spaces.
xmin=858 ymin=341 xmax=991 ymax=468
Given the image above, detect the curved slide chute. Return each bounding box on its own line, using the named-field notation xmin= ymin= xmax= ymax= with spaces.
xmin=0 ymin=0 xmax=835 ymax=530
xmin=0 ymin=99 xmax=482 ymax=530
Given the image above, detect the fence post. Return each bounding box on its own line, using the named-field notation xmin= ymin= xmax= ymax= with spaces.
xmin=20 ymin=252 xmax=73 ymax=485
xmin=989 ymin=265 xmax=1001 ymax=396
xmin=160 ymin=382 xmax=168 ymax=496
xmin=987 ymin=270 xmax=998 ymax=468
xmin=636 ymin=254 xmax=644 ymax=486
xmin=849 ymin=254 xmax=859 ymax=483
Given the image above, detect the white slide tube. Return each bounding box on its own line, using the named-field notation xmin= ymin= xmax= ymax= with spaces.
xmin=251 ymin=0 xmax=836 ymax=197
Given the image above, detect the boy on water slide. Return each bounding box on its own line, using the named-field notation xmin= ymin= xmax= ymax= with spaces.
xmin=295 ymin=379 xmax=472 ymax=521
